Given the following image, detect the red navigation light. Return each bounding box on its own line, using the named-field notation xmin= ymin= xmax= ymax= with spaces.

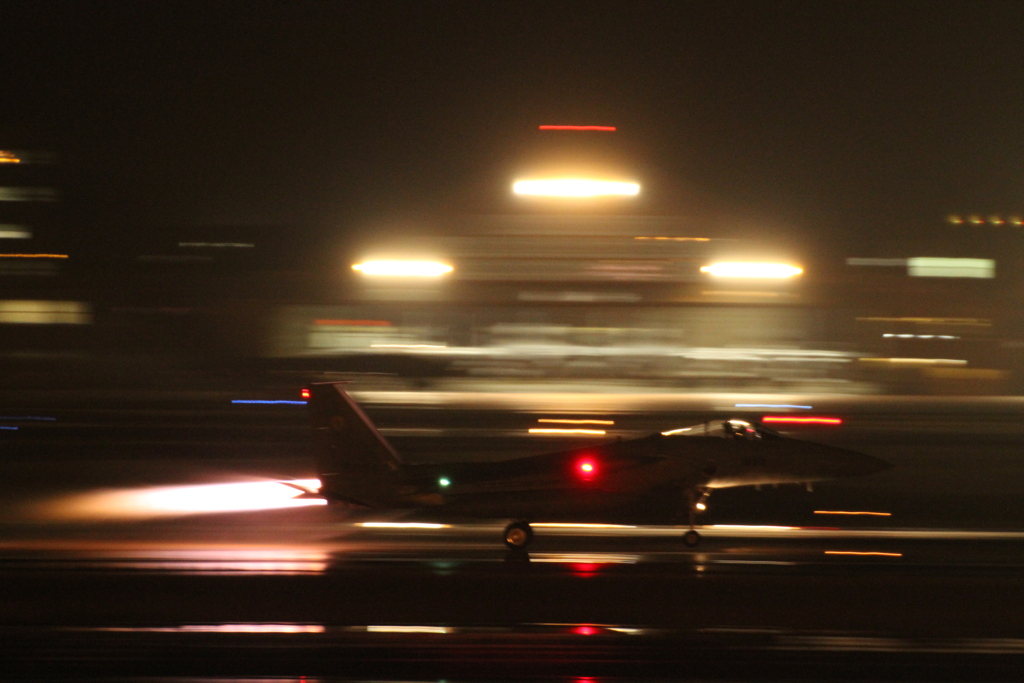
xmin=538 ymin=125 xmax=617 ymax=132
xmin=573 ymin=625 xmax=599 ymax=635
xmin=575 ymin=456 xmax=599 ymax=481
xmin=762 ymin=416 xmax=843 ymax=425
xmin=300 ymin=388 xmax=311 ymax=400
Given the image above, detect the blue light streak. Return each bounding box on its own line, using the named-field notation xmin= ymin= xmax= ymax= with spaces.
xmin=735 ymin=403 xmax=813 ymax=410
xmin=231 ymin=400 xmax=308 ymax=405
xmin=0 ymin=426 xmax=18 ymax=430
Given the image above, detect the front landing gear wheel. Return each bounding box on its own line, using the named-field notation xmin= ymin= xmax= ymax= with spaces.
xmin=503 ymin=521 xmax=534 ymax=550
xmin=683 ymin=529 xmax=701 ymax=547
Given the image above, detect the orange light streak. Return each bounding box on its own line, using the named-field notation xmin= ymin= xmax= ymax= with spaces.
xmin=762 ymin=416 xmax=843 ymax=425
xmin=0 ymin=253 xmax=68 ymax=259
xmin=815 ymin=510 xmax=892 ymax=516
xmin=825 ymin=551 xmax=903 ymax=557
xmin=538 ymin=125 xmax=616 ymax=131
xmin=537 ymin=418 xmax=615 ymax=425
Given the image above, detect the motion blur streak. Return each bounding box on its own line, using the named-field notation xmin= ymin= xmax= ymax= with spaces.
xmin=736 ymin=403 xmax=812 ymax=409
xmin=825 ymin=551 xmax=903 ymax=557
xmin=94 ymin=624 xmax=325 ymax=633
xmin=538 ymin=125 xmax=616 ymax=131
xmin=815 ymin=510 xmax=892 ymax=516
xmin=528 ymin=428 xmax=607 ymax=435
xmin=367 ymin=625 xmax=450 ymax=634
xmin=358 ymin=528 xmax=450 ymax=532
xmin=537 ymin=418 xmax=615 ymax=425
xmin=762 ymin=416 xmax=842 ymax=425
xmin=512 ymin=179 xmax=640 ymax=197
xmin=0 ymin=253 xmax=68 ymax=258
xmin=352 ymin=260 xmax=453 ymax=277
xmin=231 ymin=399 xmax=307 ymax=405
xmin=700 ymin=262 xmax=803 ymax=278
xmin=42 ymin=480 xmax=326 ymax=520
xmin=532 ymin=523 xmax=636 ymax=529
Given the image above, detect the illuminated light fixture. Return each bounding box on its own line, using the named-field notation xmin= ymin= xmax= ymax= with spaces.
xmin=300 ymin=388 xmax=311 ymax=400
xmin=352 ymin=260 xmax=453 ymax=277
xmin=882 ymin=333 xmax=959 ymax=339
xmin=947 ymin=215 xmax=964 ymax=224
xmin=538 ymin=125 xmax=616 ymax=131
xmin=537 ymin=418 xmax=615 ymax=425
xmin=438 ymin=477 xmax=450 ymax=488
xmin=661 ymin=427 xmax=693 ymax=436
xmin=1011 ymin=217 xmax=1023 ymax=226
xmin=529 ymin=428 xmax=606 ymax=436
xmin=735 ymin=403 xmax=812 ymax=410
xmin=232 ymin=399 xmax=307 ymax=405
xmin=0 ymin=151 xmax=20 ymax=163
xmin=512 ymin=179 xmax=640 ymax=197
xmin=314 ymin=319 xmax=391 ymax=326
xmin=969 ymin=215 xmax=984 ymax=225
xmin=762 ymin=416 xmax=842 ymax=425
xmin=989 ymin=217 xmax=1004 ymax=225
xmin=367 ymin=625 xmax=450 ymax=634
xmin=695 ymin=502 xmax=707 ymax=511
xmin=180 ymin=624 xmax=325 ymax=634
xmin=573 ymin=625 xmax=600 ymax=636
xmin=0 ymin=253 xmax=68 ymax=259
xmin=700 ymin=262 xmax=802 ymax=279
xmin=825 ymin=551 xmax=903 ymax=557
xmin=814 ymin=510 xmax=892 ymax=516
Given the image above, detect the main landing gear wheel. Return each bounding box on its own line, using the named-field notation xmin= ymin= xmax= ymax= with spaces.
xmin=503 ymin=521 xmax=534 ymax=550
xmin=683 ymin=529 xmax=701 ymax=547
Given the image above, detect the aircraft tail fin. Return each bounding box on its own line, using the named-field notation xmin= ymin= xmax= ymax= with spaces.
xmin=307 ymin=382 xmax=405 ymax=506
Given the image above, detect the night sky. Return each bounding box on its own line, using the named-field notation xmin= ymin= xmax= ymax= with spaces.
xmin=3 ymin=1 xmax=1024 ymax=252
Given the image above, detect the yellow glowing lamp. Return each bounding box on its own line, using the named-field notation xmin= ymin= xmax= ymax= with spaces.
xmin=512 ymin=178 xmax=640 ymax=198
xmin=352 ymin=260 xmax=453 ymax=277
xmin=700 ymin=262 xmax=803 ymax=279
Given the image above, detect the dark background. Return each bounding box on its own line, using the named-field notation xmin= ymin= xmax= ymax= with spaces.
xmin=3 ymin=1 xmax=1023 ymax=254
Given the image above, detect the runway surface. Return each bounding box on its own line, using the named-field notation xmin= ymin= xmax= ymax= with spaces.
xmin=3 ymin=390 xmax=1024 ymax=679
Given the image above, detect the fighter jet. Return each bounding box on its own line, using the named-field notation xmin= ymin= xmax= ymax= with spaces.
xmin=307 ymin=382 xmax=890 ymax=550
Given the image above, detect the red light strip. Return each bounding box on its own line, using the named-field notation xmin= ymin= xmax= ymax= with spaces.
xmin=762 ymin=416 xmax=843 ymax=425
xmin=538 ymin=125 xmax=617 ymax=131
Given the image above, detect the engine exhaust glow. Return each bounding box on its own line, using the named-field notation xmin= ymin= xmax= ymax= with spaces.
xmin=43 ymin=479 xmax=325 ymax=520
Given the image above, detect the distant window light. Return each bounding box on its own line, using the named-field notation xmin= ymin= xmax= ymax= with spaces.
xmin=907 ymin=257 xmax=994 ymax=279
xmin=0 ymin=225 xmax=31 ymax=239
xmin=0 ymin=300 xmax=91 ymax=324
